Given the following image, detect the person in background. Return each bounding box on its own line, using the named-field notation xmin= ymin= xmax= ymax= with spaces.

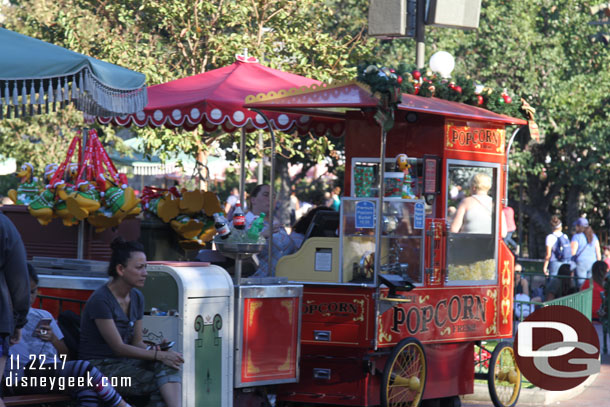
xmin=514 ymin=262 xmax=535 ymax=319
xmin=289 ymin=185 xmax=300 ymax=225
xmin=246 ymin=184 xmax=297 ymax=277
xmin=330 ymin=186 xmax=341 ymax=212
xmin=79 ymin=238 xmax=183 ymax=407
xmin=603 ymin=245 xmax=610 ymax=270
xmin=289 ymin=207 xmax=336 ymax=249
xmin=323 ymin=191 xmax=333 ymax=208
xmin=224 ymin=187 xmax=239 ymax=220
xmin=5 ymin=264 xmax=131 ymax=407
xmin=0 ymin=211 xmax=30 ymax=407
xmin=502 ymin=206 xmax=518 ymax=254
xmin=545 ymin=263 xmax=577 ymax=301
xmin=571 ymin=217 xmax=601 ymax=289
xmin=542 ymin=215 xmax=571 ymax=277
xmin=514 ymin=262 xmax=529 ymax=297
xmin=580 ymin=260 xmax=608 ymax=321
xmin=450 ymin=173 xmax=504 ymax=235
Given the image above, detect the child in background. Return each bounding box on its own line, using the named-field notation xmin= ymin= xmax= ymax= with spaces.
xmin=4 ymin=264 xmax=130 ymax=407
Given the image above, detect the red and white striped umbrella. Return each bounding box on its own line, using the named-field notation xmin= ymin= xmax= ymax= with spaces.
xmin=98 ymin=54 xmax=344 ymax=137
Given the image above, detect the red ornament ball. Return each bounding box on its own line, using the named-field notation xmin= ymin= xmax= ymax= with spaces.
xmin=397 ymin=76 xmax=403 ymax=84
xmin=412 ymin=70 xmax=421 ymax=80
xmin=455 ymin=86 xmax=462 ymax=93
xmin=477 ymin=95 xmax=484 ymax=105
xmin=503 ymin=94 xmax=512 ymax=104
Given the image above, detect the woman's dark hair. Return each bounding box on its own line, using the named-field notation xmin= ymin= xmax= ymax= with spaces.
xmin=591 ymin=260 xmax=608 ymax=287
xmin=557 ymin=263 xmax=576 ymax=296
xmin=550 ymin=215 xmax=561 ymax=230
xmin=250 ymin=184 xmax=268 ymax=199
xmin=292 ymin=207 xmax=334 ymax=234
xmin=583 ymin=225 xmax=594 ymax=244
xmin=108 ymin=237 xmax=145 ymax=278
xmin=27 ymin=262 xmax=39 ymax=284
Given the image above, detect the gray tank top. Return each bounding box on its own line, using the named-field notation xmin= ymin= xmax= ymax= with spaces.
xmin=462 ymin=195 xmax=492 ymax=234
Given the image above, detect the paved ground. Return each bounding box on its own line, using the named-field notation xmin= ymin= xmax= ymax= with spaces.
xmin=462 ymin=323 xmax=610 ymax=407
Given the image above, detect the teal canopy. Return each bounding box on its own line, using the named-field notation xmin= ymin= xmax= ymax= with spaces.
xmin=0 ymin=28 xmax=147 ymax=118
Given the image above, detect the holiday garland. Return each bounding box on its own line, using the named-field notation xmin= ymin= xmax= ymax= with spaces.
xmin=356 ymin=63 xmax=528 ymax=120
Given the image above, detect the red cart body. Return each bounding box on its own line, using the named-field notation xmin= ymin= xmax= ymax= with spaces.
xmin=248 ymin=81 xmax=526 ymax=406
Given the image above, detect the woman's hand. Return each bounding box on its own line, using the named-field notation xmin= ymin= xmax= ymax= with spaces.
xmin=261 ymin=220 xmax=283 ymax=238
xmin=157 ymin=349 xmax=184 ymax=370
xmin=10 ymin=328 xmax=21 ymax=345
xmin=36 ymin=323 xmax=55 ymax=342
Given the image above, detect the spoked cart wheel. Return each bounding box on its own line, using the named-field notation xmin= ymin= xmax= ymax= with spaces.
xmin=381 ymin=337 xmax=427 ymax=407
xmin=487 ymin=342 xmax=521 ymax=407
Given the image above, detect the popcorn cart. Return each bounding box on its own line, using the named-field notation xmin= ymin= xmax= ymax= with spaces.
xmin=246 ymin=80 xmax=528 ymax=407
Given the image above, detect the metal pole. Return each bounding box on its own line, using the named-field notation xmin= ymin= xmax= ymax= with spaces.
xmin=239 ymin=128 xmax=246 ymax=207
xmin=76 ymin=128 xmax=87 ymax=260
xmin=374 ymin=121 xmax=389 ymax=289
xmin=416 ymin=0 xmax=426 ymax=69
xmin=258 ymin=133 xmax=264 ymax=184
xmin=504 ymin=127 xmax=522 ymax=205
xmin=251 ymin=109 xmax=275 ymax=277
xmin=235 ymin=255 xmax=243 ymax=282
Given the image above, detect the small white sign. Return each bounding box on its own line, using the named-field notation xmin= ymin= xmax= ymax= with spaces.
xmin=315 ymin=248 xmax=333 ymax=272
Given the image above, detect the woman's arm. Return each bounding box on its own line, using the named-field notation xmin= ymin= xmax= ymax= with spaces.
xmin=595 ymin=239 xmax=601 ymax=261
xmin=542 ymin=244 xmax=553 ymax=275
xmin=95 ymin=319 xmax=185 ymax=369
xmin=51 ymin=337 xmax=70 ymax=357
xmin=95 ymin=319 xmax=156 ymax=360
xmin=571 ymin=239 xmax=578 ymax=256
xmin=130 ymin=319 xmax=148 ymax=349
xmin=501 ymin=210 xmax=508 ymax=238
xmin=521 ymin=278 xmax=529 ymax=297
xmin=450 ymin=200 xmax=468 ymax=233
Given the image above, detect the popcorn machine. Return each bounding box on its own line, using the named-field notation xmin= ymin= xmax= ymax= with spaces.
xmin=247 ymin=81 xmax=528 ymax=407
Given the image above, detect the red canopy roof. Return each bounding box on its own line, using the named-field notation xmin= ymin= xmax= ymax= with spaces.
xmin=98 ymin=55 xmax=345 ymax=136
xmin=245 ymin=81 xmax=528 ymax=126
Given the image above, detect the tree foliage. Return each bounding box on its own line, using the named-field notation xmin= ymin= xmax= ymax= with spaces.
xmin=2 ymin=0 xmax=609 ymax=256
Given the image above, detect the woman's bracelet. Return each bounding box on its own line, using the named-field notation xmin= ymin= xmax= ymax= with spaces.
xmin=154 ymin=350 xmax=158 ymax=361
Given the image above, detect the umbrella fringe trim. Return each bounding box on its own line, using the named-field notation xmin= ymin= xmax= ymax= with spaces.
xmin=0 ymin=67 xmax=147 ymax=118
xmin=98 ymin=111 xmax=344 ymax=137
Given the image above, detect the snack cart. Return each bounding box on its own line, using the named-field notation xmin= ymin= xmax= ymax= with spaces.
xmin=246 ymin=80 xmax=528 ymax=407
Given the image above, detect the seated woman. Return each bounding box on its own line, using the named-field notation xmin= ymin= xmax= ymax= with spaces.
xmin=4 ymin=263 xmax=130 ymax=407
xmin=545 ymin=263 xmax=577 ymax=301
xmin=79 ymin=238 xmax=183 ymax=407
xmin=289 ymin=206 xmax=336 ymax=249
xmin=246 ymin=184 xmax=297 ymax=277
xmin=514 ymin=262 xmax=529 ymax=296
xmin=580 ymin=260 xmax=608 ymax=321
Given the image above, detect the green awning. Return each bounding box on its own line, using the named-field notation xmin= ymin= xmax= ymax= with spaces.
xmin=0 ymin=28 xmax=147 ymax=118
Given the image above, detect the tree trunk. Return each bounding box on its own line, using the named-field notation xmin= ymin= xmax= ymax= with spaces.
xmin=522 ymin=175 xmax=551 ymax=259
xmin=565 ymin=186 xmax=581 ymax=230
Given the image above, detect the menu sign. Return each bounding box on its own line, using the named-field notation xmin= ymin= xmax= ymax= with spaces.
xmin=423 ymin=157 xmax=438 ymax=194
